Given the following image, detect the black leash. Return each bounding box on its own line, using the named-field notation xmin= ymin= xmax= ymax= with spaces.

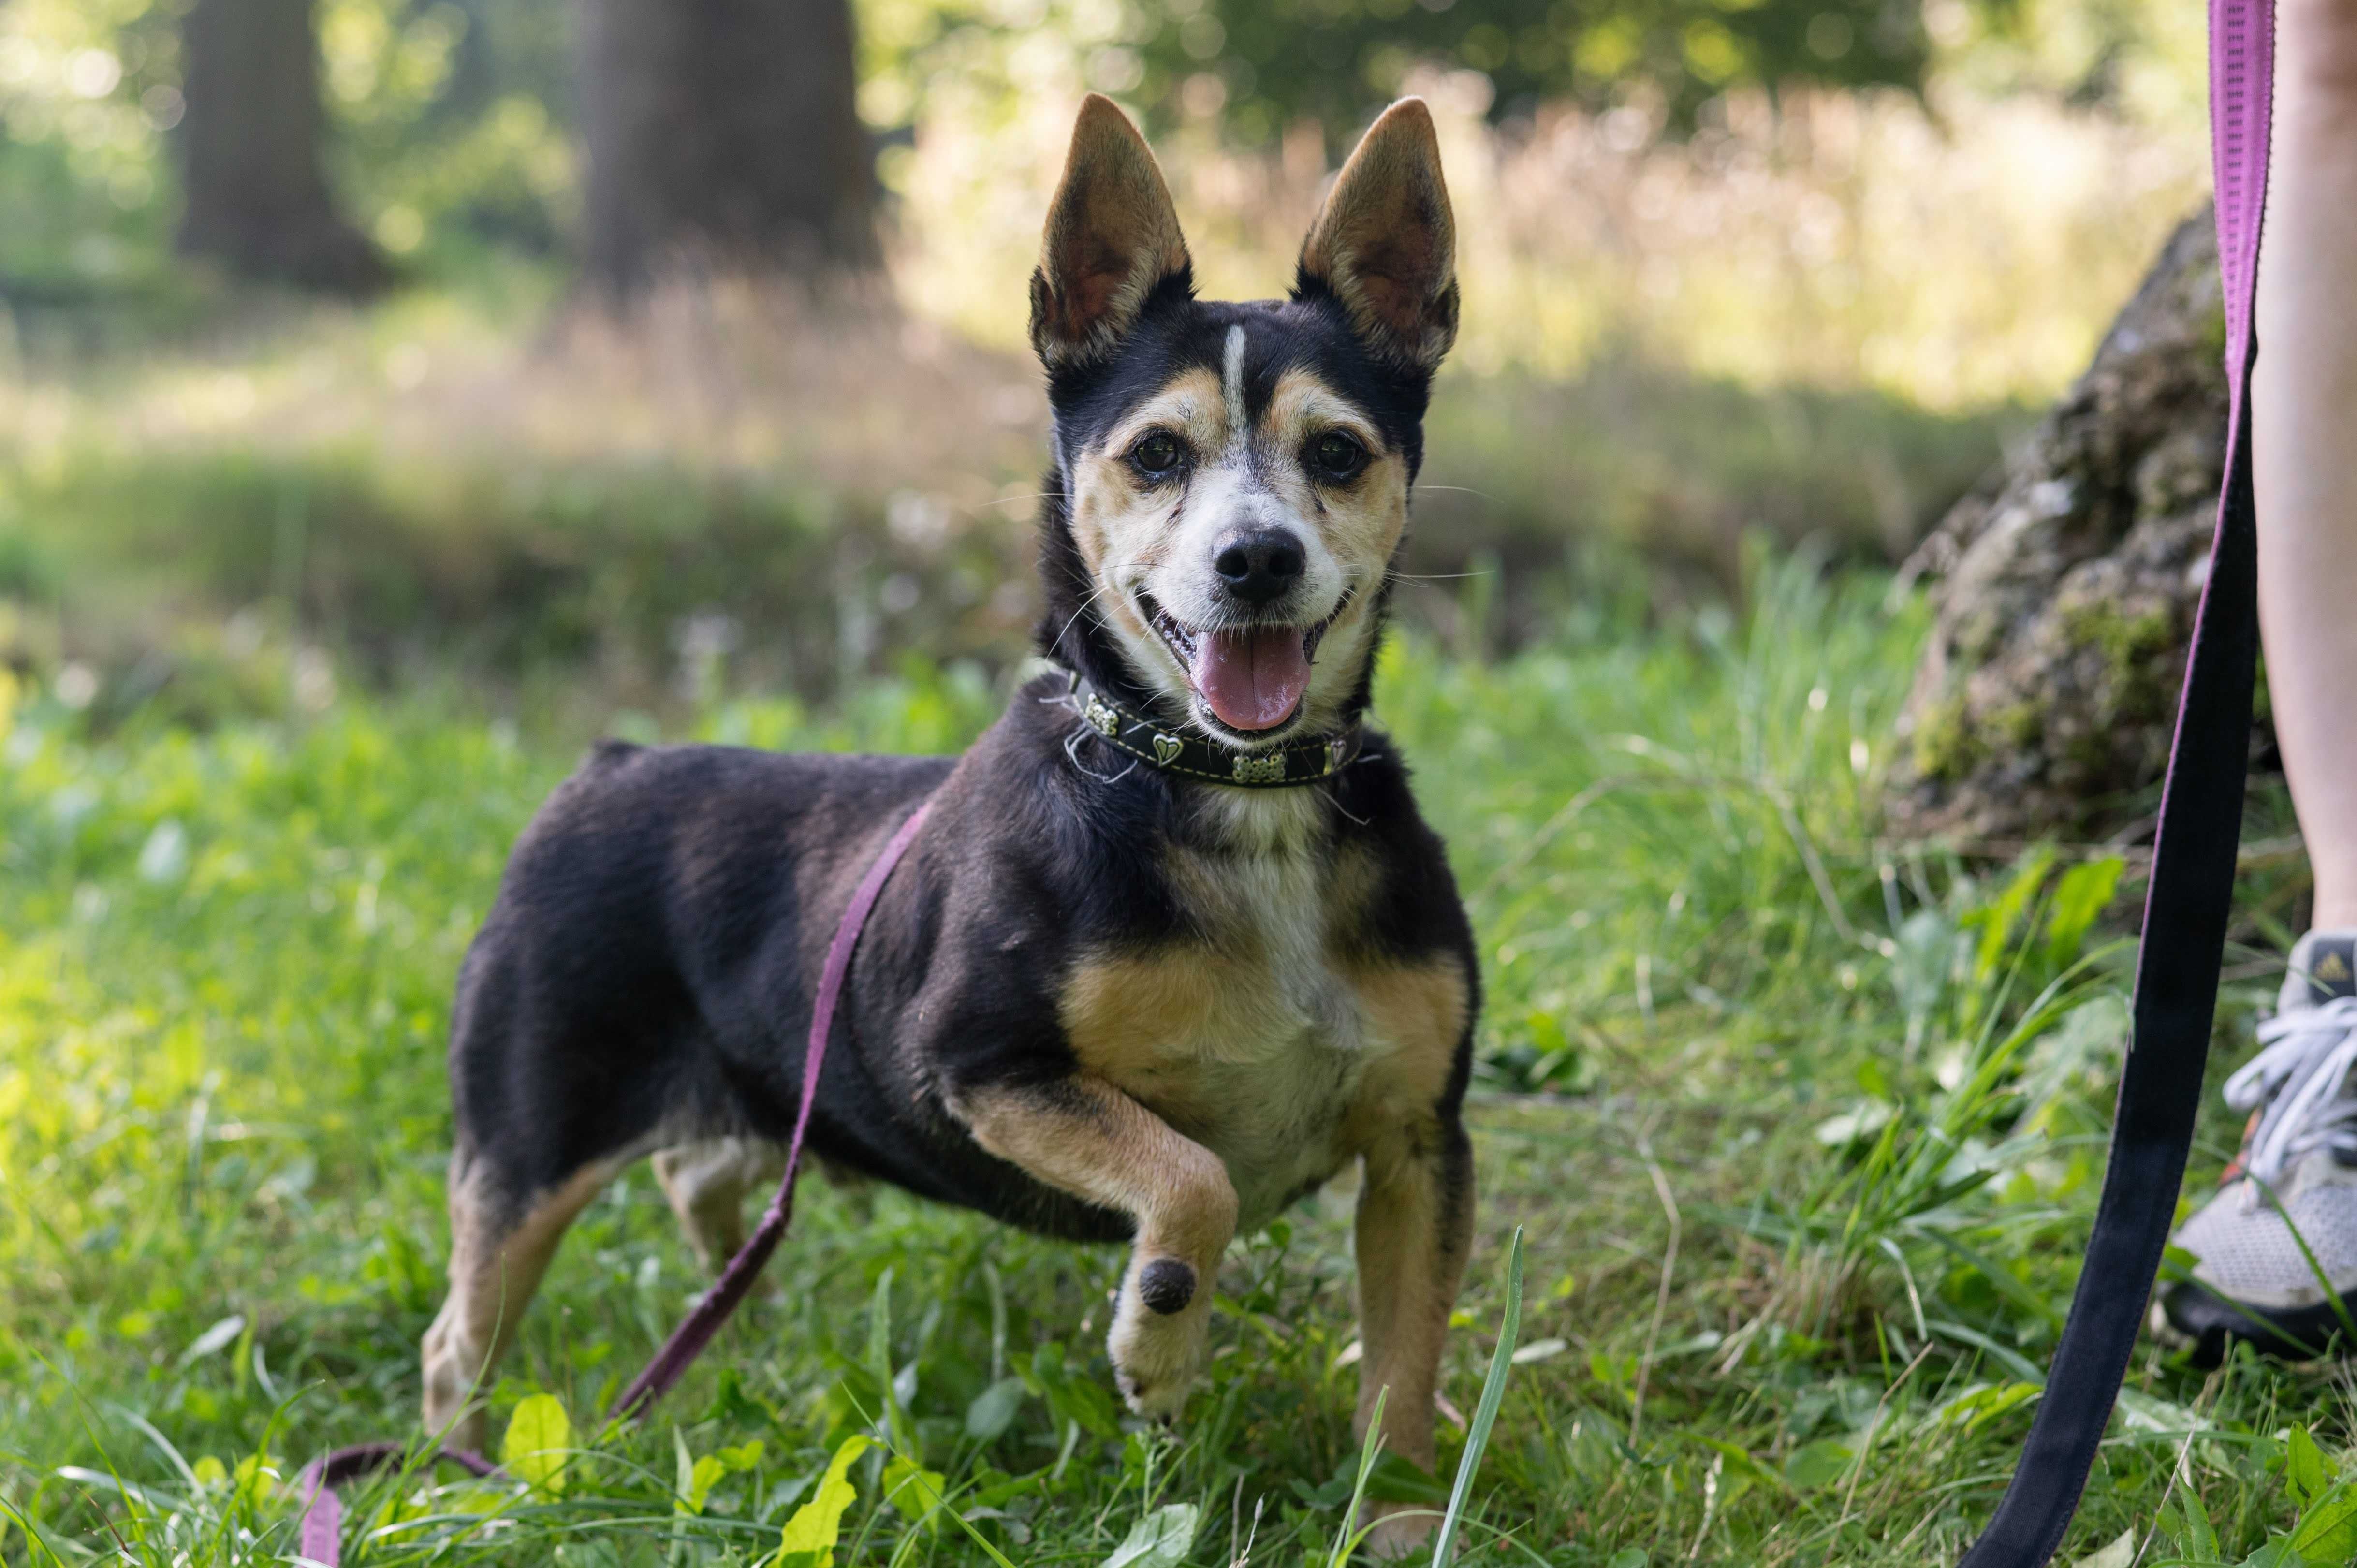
xmin=1957 ymin=0 xmax=2272 ymax=1560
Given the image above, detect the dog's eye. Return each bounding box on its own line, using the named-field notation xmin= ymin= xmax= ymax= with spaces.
xmin=1310 ymin=430 xmax=1368 ymax=481
xmin=1130 ymin=431 xmax=1184 ymax=476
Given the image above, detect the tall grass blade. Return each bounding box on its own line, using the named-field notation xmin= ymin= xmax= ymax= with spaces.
xmin=1432 ymin=1227 xmax=1525 ymax=1566
xmin=1327 ymin=1386 xmax=1389 ymax=1568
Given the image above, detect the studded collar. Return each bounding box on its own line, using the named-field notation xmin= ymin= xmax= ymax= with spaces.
xmin=1057 ymin=668 xmax=1364 ymax=787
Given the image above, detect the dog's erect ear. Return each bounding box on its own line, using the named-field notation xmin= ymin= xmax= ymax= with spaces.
xmin=1297 ymin=99 xmax=1457 ymax=373
xmin=1030 ymin=95 xmax=1190 ymax=370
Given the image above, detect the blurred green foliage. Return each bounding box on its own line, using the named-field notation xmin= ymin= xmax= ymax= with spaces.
xmin=0 ymin=0 xmax=573 ymax=299
xmin=1128 ymin=0 xmax=1926 ymax=141
xmin=1 ymin=0 xmax=2195 ymax=306
xmin=859 ymin=0 xmax=1940 ymax=150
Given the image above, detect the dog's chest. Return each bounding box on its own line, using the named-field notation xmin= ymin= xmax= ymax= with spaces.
xmin=1058 ymin=810 xmax=1389 ymax=1228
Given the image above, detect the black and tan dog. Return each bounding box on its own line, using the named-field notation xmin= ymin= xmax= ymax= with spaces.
xmin=422 ymin=94 xmax=1477 ymax=1549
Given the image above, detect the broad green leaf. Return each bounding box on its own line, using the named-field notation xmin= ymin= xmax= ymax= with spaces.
xmin=230 ymin=1452 xmax=278 ymax=1506
xmin=965 ymin=1375 xmax=1027 ymax=1440
xmin=1932 ymin=1381 xmax=2041 ymax=1434
xmin=1784 ymin=1440 xmax=1853 ymax=1492
xmin=882 ymin=1455 xmax=947 ymax=1533
xmin=1102 ymin=1502 xmax=1198 ymax=1567
xmin=2293 ymin=1485 xmax=2357 ymax=1562
xmin=2068 ymin=1529 xmax=2136 ymax=1568
xmin=2239 ymin=1536 xmax=2308 ymax=1568
xmin=502 ymin=1394 xmax=571 ymax=1499
xmin=190 ymin=1455 xmax=228 ymax=1490
xmin=678 ymin=1453 xmax=729 ymax=1517
xmin=2047 ymin=856 xmax=2124 ymax=966
xmin=2166 ymin=1491 xmax=2224 ymax=1563
xmin=775 ymin=1434 xmax=870 ymax=1568
xmin=1606 ymin=1553 xmax=1650 ymax=1568
xmin=2290 ymin=1428 xmax=2334 ymax=1507
xmin=1970 ymin=846 xmax=2053 ymax=980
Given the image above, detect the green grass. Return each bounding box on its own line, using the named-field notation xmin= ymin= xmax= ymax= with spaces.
xmin=0 ymin=553 xmax=2342 ymax=1566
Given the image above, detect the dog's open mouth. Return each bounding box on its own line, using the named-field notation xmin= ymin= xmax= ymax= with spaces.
xmin=1140 ymin=592 xmax=1349 ymax=733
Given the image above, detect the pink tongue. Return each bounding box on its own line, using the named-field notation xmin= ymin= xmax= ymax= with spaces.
xmin=1191 ymin=627 xmax=1310 ymax=731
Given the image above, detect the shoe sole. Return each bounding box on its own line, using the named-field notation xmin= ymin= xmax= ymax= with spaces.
xmin=2156 ymin=1279 xmax=2356 ymax=1367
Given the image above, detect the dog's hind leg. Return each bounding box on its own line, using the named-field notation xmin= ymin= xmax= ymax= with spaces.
xmin=421 ymin=1147 xmax=618 ymax=1453
xmin=953 ymin=1077 xmax=1237 ymax=1422
xmin=651 ymin=1137 xmax=785 ymax=1275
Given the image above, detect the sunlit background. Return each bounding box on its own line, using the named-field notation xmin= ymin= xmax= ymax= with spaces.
xmin=0 ymin=0 xmax=2211 ymax=724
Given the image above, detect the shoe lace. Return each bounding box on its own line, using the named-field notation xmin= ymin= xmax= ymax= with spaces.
xmin=2225 ymin=995 xmax=2357 ymax=1188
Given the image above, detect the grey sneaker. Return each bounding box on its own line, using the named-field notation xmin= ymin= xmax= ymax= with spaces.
xmin=2159 ymin=930 xmax=2357 ymax=1364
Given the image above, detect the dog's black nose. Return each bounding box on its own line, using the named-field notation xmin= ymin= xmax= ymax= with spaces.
xmin=1213 ymin=529 xmax=1305 ymax=606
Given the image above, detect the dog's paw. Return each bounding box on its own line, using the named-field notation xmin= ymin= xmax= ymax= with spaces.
xmin=1106 ymin=1260 xmax=1208 ymax=1422
xmin=1107 ymin=1318 xmax=1202 ymax=1422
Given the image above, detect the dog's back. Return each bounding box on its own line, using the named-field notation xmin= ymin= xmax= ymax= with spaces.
xmin=447 ymin=741 xmax=951 ymax=1214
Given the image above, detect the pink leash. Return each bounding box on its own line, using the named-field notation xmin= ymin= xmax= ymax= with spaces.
xmin=296 ymin=799 xmax=934 ymax=1563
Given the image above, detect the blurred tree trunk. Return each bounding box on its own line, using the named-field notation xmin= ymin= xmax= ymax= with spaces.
xmin=578 ymin=0 xmax=878 ymax=297
xmin=177 ymin=0 xmax=384 ymax=291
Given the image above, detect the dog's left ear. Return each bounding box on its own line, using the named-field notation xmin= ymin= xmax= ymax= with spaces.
xmin=1030 ymin=95 xmax=1191 ymax=370
xmin=1297 ymin=99 xmax=1458 ymax=374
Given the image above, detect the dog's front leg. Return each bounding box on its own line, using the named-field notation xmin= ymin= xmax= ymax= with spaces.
xmin=956 ymin=1076 xmax=1237 ymax=1421
xmin=1354 ymin=1109 xmax=1475 ymax=1554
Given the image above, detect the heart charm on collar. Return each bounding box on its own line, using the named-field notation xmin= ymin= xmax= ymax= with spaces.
xmin=1054 ymin=669 xmax=1361 ymax=787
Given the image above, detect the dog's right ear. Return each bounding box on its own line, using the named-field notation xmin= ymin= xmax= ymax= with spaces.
xmin=1297 ymin=98 xmax=1457 ymax=374
xmin=1029 ymin=95 xmax=1190 ymax=371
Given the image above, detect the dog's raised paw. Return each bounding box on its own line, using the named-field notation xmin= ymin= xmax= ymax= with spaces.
xmin=1115 ymin=1368 xmax=1191 ymax=1425
xmin=1108 ymin=1306 xmax=1202 ymax=1424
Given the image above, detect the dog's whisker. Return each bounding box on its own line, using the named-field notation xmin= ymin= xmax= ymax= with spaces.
xmin=1318 ymin=779 xmax=1373 ymax=827
xmin=1051 ymin=580 xmax=1117 ymax=658
xmin=1063 ymin=724 xmax=1138 ymax=785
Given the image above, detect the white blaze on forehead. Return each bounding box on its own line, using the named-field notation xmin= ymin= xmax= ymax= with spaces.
xmin=1222 ymin=324 xmax=1247 ymax=447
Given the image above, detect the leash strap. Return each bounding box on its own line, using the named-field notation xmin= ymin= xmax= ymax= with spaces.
xmin=1956 ymin=2 xmax=2271 ymax=1561
xmin=296 ymin=797 xmax=934 ymax=1563
xmin=607 ymin=798 xmax=933 ymax=1420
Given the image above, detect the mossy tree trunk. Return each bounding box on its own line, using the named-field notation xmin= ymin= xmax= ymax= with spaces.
xmin=1887 ymin=211 xmax=2255 ymax=844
